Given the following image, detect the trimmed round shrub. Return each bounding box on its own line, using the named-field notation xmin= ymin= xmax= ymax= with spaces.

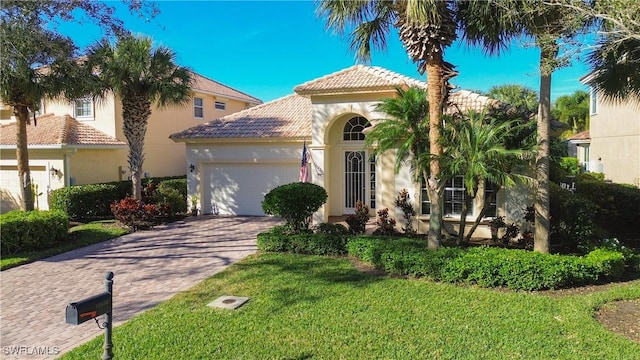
xmin=314 ymin=222 xmax=349 ymax=235
xmin=1 ymin=210 xmax=69 ymax=255
xmin=157 ymin=179 xmax=187 ymax=199
xmin=261 ymin=182 xmax=327 ymax=233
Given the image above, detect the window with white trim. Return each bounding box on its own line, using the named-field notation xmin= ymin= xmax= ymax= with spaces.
xmin=214 ymin=101 xmax=226 ymax=111
xmin=73 ymin=98 xmax=94 ymax=119
xmin=194 ymin=97 xmax=204 ymax=118
xmin=421 ymin=176 xmax=497 ymax=217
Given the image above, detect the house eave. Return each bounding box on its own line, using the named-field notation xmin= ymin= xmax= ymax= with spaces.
xmin=176 ymin=137 xmax=309 ymax=145
xmin=0 ymin=144 xmax=127 ymax=150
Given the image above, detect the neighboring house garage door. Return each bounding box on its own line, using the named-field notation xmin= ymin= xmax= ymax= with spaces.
xmin=202 ymin=163 xmax=299 ymax=216
xmin=0 ymin=166 xmax=49 ymax=211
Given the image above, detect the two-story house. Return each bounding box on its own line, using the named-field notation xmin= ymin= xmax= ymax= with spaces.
xmin=572 ymin=76 xmax=640 ymax=187
xmin=0 ymin=72 xmax=261 ymax=211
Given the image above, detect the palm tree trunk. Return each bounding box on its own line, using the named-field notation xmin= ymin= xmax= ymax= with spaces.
xmin=14 ymin=105 xmax=34 ymax=211
xmin=425 ymin=55 xmax=446 ymax=249
xmin=122 ymin=95 xmax=152 ymax=200
xmin=464 ymin=184 xmax=502 ymax=244
xmin=457 ymin=193 xmax=473 ymax=245
xmin=534 ymin=42 xmax=557 ymax=254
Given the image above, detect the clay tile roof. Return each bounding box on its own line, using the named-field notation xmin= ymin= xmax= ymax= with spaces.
xmin=294 ymin=65 xmax=427 ymax=95
xmin=192 ymin=73 xmax=262 ymax=104
xmin=569 ymin=130 xmax=590 ymax=141
xmin=0 ymin=114 xmax=126 ymax=147
xmin=171 ymin=66 xmax=521 ymax=141
xmin=170 ymin=94 xmax=312 ymax=140
xmin=446 ymin=90 xmax=504 ymax=115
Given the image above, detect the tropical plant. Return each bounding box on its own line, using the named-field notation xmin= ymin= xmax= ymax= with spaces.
xmin=462 ymin=0 xmax=591 ymax=253
xmin=317 ymin=0 xmax=459 ymax=249
xmin=486 ymin=84 xmax=539 ymax=114
xmin=439 ymin=111 xmax=531 ymax=244
xmin=0 ymin=0 xmax=157 ymax=211
xmin=86 ymin=35 xmax=193 ymax=200
xmin=552 ymin=90 xmax=589 ymax=132
xmin=261 ymin=182 xmax=328 ymax=233
xmin=547 ymin=0 xmax=640 ymax=101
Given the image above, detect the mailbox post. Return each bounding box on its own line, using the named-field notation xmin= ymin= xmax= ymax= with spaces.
xmin=65 ymin=272 xmax=114 ymax=360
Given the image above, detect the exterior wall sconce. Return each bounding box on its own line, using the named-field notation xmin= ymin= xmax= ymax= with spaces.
xmin=189 ymin=164 xmax=195 ymax=173
xmin=50 ymin=167 xmax=60 ymax=177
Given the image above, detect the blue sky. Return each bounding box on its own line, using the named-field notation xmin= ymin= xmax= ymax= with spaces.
xmin=59 ymin=1 xmax=592 ymax=104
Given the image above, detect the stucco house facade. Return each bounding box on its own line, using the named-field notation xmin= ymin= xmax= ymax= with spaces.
xmin=0 ymin=72 xmax=261 ymax=210
xmin=171 ymin=65 xmax=531 ymax=232
xmin=575 ymin=77 xmax=640 ymax=187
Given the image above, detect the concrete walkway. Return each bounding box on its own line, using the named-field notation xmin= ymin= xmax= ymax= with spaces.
xmin=0 ymin=216 xmax=281 ymax=359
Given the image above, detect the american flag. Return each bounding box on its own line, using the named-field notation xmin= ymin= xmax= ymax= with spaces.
xmin=299 ymin=141 xmax=310 ymax=182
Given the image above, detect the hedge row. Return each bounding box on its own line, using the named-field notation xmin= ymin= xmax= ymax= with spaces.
xmin=575 ymin=176 xmax=640 ymax=240
xmin=257 ymin=231 xmax=633 ymax=291
xmin=50 ymin=176 xmax=186 ymax=221
xmin=1 ymin=210 xmax=69 ymax=255
xmin=347 ymin=237 xmax=629 ymax=290
xmin=257 ymin=231 xmax=348 ymax=256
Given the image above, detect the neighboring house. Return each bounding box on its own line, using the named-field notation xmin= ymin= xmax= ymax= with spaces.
xmin=0 ymin=72 xmax=261 ymax=211
xmin=577 ymin=76 xmax=640 ymax=187
xmin=567 ymin=130 xmax=597 ymax=173
xmin=171 ymin=65 xmax=531 ymax=232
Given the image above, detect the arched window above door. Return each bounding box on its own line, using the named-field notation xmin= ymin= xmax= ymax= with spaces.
xmin=343 ymin=116 xmax=371 ymax=141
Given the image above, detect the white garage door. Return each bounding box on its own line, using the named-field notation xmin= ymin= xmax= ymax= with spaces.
xmin=0 ymin=166 xmax=49 ymax=211
xmin=203 ymin=164 xmax=299 ymax=216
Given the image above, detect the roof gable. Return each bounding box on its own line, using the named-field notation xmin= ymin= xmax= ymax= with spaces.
xmin=170 ymin=94 xmax=311 ymax=140
xmin=294 ymin=65 xmax=427 ymax=96
xmin=0 ymin=114 xmax=126 ymax=147
xmin=192 ymin=73 xmax=262 ymax=105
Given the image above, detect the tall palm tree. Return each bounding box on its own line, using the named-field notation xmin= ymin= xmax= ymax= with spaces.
xmin=0 ymin=16 xmax=84 ymax=210
xmin=86 ymin=35 xmax=193 ymax=199
xmin=440 ymin=111 xmax=532 ymax=244
xmin=365 ymin=86 xmax=430 ymax=181
xmin=459 ymin=0 xmax=588 ymax=253
xmin=318 ymin=0 xmax=458 ymax=248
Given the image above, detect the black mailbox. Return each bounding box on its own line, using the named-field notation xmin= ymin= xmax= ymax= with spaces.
xmin=65 ymin=292 xmax=111 ymax=325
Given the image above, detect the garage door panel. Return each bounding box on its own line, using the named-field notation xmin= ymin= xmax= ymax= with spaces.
xmin=204 ymin=164 xmax=298 ymax=216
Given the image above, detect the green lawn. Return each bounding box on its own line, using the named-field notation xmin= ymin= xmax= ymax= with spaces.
xmin=62 ymin=253 xmax=640 ymax=360
xmin=0 ymin=220 xmax=129 ymax=270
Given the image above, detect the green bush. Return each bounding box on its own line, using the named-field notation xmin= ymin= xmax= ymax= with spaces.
xmin=584 ymin=248 xmax=626 ymax=279
xmin=0 ymin=210 xmax=69 ymax=255
xmin=313 ymin=222 xmax=349 ymax=235
xmin=549 ymin=183 xmax=597 ymax=251
xmin=346 ymin=237 xmax=629 ymax=290
xmin=50 ymin=183 xmax=124 ymax=221
xmin=257 ymin=230 xmax=347 ymax=256
xmin=157 ymin=178 xmax=187 ymax=199
xmin=153 ymin=183 xmax=187 ymax=215
xmin=50 ymin=176 xmax=186 ymax=221
xmin=559 ymin=157 xmax=581 ymax=176
xmin=575 ymin=178 xmax=640 ymax=241
xmin=261 ymin=182 xmax=327 ymax=233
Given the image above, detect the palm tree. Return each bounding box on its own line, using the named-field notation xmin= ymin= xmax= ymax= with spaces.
xmin=365 ymin=86 xmax=430 ymax=182
xmin=439 ymin=111 xmax=532 ymax=244
xmin=86 ymin=35 xmax=193 ymax=199
xmin=486 ymin=84 xmax=539 ymax=114
xmin=586 ymin=36 xmax=640 ymax=102
xmin=0 ymin=16 xmax=83 ymax=210
xmin=459 ymin=0 xmax=589 ymax=253
xmin=318 ymin=0 xmax=458 ymax=248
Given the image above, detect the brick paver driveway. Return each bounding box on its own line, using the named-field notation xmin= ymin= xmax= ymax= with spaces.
xmin=0 ymin=216 xmax=280 ymax=359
